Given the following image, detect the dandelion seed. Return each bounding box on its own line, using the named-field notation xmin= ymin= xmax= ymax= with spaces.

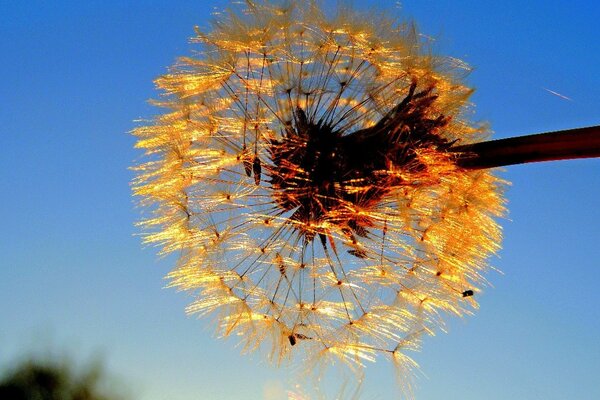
xmin=133 ymin=0 xmax=506 ymax=385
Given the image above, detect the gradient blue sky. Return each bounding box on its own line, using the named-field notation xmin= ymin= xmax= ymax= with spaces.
xmin=1 ymin=1 xmax=599 ymax=399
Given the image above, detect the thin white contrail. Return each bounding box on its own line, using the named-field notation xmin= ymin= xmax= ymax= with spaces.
xmin=542 ymin=87 xmax=573 ymax=101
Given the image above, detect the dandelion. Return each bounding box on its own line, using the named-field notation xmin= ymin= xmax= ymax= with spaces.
xmin=132 ymin=0 xmax=600 ymax=388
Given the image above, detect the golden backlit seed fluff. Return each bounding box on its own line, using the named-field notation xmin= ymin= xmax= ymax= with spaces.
xmin=133 ymin=0 xmax=506 ymax=379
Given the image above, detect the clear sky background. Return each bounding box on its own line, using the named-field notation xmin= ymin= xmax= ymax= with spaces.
xmin=1 ymin=1 xmax=599 ymax=399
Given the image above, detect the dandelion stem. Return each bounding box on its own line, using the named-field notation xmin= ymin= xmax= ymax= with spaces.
xmin=451 ymin=125 xmax=600 ymax=169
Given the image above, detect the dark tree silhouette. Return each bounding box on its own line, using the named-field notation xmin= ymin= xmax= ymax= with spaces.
xmin=0 ymin=357 xmax=124 ymax=400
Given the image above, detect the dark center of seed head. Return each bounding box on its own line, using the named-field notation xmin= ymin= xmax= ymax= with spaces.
xmin=265 ymin=83 xmax=452 ymax=241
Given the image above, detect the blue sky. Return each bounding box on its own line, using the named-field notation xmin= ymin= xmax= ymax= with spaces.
xmin=1 ymin=1 xmax=599 ymax=399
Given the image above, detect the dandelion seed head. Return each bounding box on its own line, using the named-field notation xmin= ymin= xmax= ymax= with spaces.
xmin=133 ymin=0 xmax=506 ymax=380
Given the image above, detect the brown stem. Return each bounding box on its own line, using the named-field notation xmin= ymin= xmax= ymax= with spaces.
xmin=450 ymin=125 xmax=600 ymax=169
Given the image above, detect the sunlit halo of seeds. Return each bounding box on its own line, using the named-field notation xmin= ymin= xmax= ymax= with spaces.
xmin=133 ymin=0 xmax=506 ymax=373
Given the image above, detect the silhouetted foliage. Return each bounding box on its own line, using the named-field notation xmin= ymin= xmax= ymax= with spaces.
xmin=0 ymin=357 xmax=122 ymax=400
